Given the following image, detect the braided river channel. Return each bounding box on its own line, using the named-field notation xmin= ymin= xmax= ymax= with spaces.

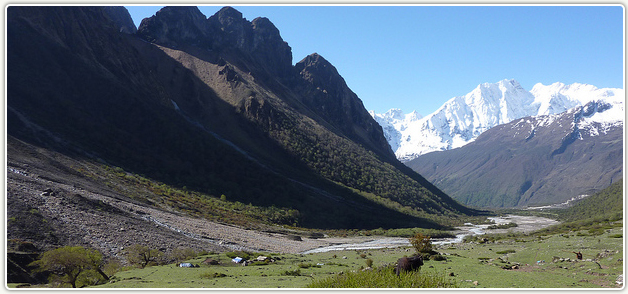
xmin=300 ymin=215 xmax=559 ymax=254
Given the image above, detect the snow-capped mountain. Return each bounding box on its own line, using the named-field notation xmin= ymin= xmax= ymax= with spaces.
xmin=368 ymin=109 xmax=422 ymax=152
xmin=406 ymin=99 xmax=624 ymax=208
xmin=371 ymin=79 xmax=624 ymax=161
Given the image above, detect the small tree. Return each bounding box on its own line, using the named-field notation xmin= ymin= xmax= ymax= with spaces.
xmin=169 ymin=247 xmax=197 ymax=263
xmin=124 ymin=244 xmax=162 ymax=268
xmin=29 ymin=246 xmax=105 ymax=288
xmin=409 ymin=233 xmax=433 ymax=255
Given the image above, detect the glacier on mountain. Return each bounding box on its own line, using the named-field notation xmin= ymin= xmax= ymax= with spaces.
xmin=371 ymin=79 xmax=624 ymax=161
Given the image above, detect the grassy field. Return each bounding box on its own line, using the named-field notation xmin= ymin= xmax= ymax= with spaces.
xmin=433 ymin=226 xmax=623 ymax=288
xmin=64 ymin=224 xmax=623 ymax=289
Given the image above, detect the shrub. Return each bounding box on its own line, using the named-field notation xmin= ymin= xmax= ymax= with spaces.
xmin=225 ymin=251 xmax=252 ymax=260
xmin=298 ymin=262 xmax=320 ymax=269
xmin=200 ymin=272 xmax=227 ymax=279
xmin=281 ymin=269 xmax=301 ymax=276
xmin=432 ymin=254 xmax=447 ymax=261
xmin=365 ymin=259 xmax=373 ymax=268
xmin=123 ymin=245 xmax=163 ymax=268
xmin=487 ymin=222 xmax=518 ymax=230
xmin=409 ymin=233 xmax=433 ymax=254
xmin=102 ymin=259 xmax=123 ymax=277
xmin=169 ymin=247 xmax=197 ymax=263
xmin=496 ymin=249 xmax=516 ymax=255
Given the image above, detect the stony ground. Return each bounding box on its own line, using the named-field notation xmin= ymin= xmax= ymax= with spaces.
xmin=6 ymin=137 xmax=377 ymax=262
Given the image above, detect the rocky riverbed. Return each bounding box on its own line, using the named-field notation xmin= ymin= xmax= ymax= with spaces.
xmin=301 ymin=215 xmax=560 ymax=254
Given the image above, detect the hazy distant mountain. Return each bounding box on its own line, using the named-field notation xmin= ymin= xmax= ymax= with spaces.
xmin=371 ymin=79 xmax=624 ymax=161
xmin=406 ymin=99 xmax=623 ymax=208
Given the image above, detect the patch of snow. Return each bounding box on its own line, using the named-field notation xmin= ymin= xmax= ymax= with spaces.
xmin=171 ymin=99 xmax=181 ymax=111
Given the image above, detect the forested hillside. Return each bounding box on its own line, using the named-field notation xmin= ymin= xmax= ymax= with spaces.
xmin=557 ymin=179 xmax=623 ymax=223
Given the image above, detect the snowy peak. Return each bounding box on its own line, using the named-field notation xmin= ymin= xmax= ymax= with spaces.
xmin=370 ymin=108 xmax=423 ymax=152
xmin=371 ymin=79 xmax=624 ymax=161
xmin=371 ymin=108 xmax=423 ymax=121
xmin=531 ymin=82 xmax=624 ymax=116
xmin=427 ymin=79 xmax=536 ymax=134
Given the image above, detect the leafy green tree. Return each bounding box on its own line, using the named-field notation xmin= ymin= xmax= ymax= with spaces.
xmin=124 ymin=244 xmax=162 ymax=268
xmin=29 ymin=246 xmax=106 ymax=288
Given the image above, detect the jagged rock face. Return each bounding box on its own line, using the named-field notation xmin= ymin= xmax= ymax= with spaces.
xmin=102 ymin=6 xmax=137 ymax=34
xmin=136 ymin=6 xmax=211 ymax=48
xmin=137 ymin=6 xmax=293 ymax=79
xmin=136 ymin=6 xmax=391 ymax=159
xmin=208 ymin=6 xmax=251 ymax=49
xmin=295 ymin=53 xmax=395 ymax=160
xmin=248 ymin=17 xmax=293 ymax=78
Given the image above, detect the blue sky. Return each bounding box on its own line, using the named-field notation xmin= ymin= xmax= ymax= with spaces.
xmin=125 ymin=5 xmax=624 ymax=115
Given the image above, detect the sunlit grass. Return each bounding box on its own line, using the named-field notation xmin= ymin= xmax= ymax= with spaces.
xmin=307 ymin=265 xmax=456 ymax=288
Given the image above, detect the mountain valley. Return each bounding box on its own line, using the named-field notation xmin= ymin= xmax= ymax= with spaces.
xmin=5 ymin=5 xmax=624 ymax=289
xmin=7 ymin=5 xmax=484 ymax=267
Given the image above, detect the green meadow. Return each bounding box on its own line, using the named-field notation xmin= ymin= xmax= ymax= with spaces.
xmin=77 ymin=225 xmax=623 ymax=289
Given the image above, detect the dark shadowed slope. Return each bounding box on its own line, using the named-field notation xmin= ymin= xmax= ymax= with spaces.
xmin=8 ymin=6 xmax=479 ymax=236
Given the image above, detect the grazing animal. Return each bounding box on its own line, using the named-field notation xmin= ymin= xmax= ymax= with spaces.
xmin=572 ymin=251 xmax=583 ymax=260
xmin=395 ymin=255 xmax=423 ymax=276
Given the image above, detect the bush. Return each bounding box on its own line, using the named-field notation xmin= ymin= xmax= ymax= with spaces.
xmin=496 ymin=250 xmax=516 ymax=255
xmin=307 ymin=265 xmax=455 ymax=288
xmin=199 ymin=272 xmax=227 ymax=279
xmin=487 ymin=222 xmax=518 ymax=230
xmin=102 ymin=259 xmax=123 ymax=277
xmin=281 ymin=269 xmax=301 ymax=276
xmin=432 ymin=254 xmax=447 ymax=261
xmin=225 ymin=251 xmax=252 ymax=260
xmin=409 ymin=233 xmax=433 ymax=254
xmin=298 ymin=262 xmax=320 ymax=269
xmin=169 ymin=247 xmax=197 ymax=263
xmin=365 ymin=259 xmax=373 ymax=267
xmin=123 ymin=245 xmax=163 ymax=268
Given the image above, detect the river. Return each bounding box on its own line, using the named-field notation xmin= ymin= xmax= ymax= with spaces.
xmin=300 ymin=215 xmax=559 ymax=254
